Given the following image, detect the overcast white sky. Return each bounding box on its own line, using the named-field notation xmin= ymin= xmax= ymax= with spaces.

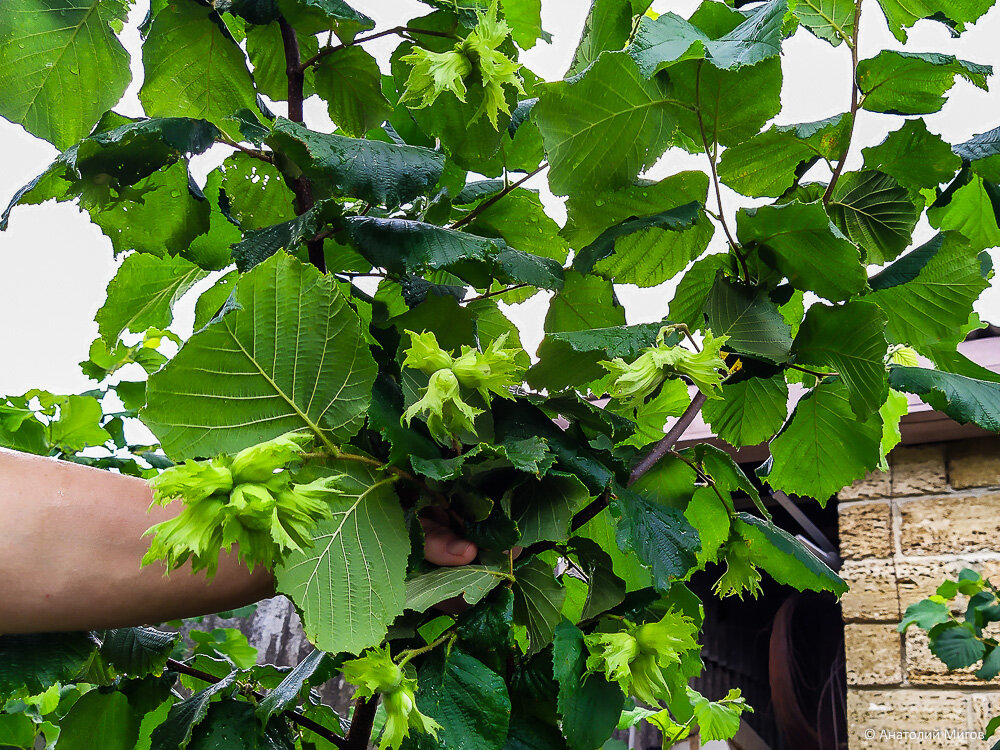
xmin=0 ymin=0 xmax=998 ymax=399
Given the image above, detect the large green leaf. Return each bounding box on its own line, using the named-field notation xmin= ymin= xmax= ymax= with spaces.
xmin=245 ymin=22 xmax=318 ymax=102
xmin=857 ymin=50 xmax=991 ymax=115
xmin=57 ymin=691 xmax=140 ymax=750
xmin=151 ymin=674 xmax=237 ymax=750
xmin=928 ymin=174 xmax=1000 ymax=252
xmin=49 ymin=395 xmax=111 ymax=451
xmin=255 ymin=650 xmax=327 ymax=723
xmin=345 ymin=216 xmax=563 ymax=290
xmin=861 ymin=119 xmax=962 ymax=192
xmin=827 ymin=171 xmax=919 ymax=264
xmin=404 ymin=566 xmax=508 ymax=612
xmin=269 ymin=119 xmax=445 ymax=209
xmin=737 ymin=201 xmax=867 ymax=301
xmin=220 ymin=153 xmax=297 ymax=231
xmin=97 ymin=254 xmax=208 ymax=346
xmin=544 ymin=271 xmax=625 ymax=334
xmin=143 ymin=253 xmax=377 ymax=458
xmin=140 ymin=0 xmax=258 ymax=132
xmin=512 ymin=558 xmax=566 ymax=654
xmin=0 ymin=713 xmax=34 ymax=748
xmin=534 ymin=51 xmax=679 ymax=195
xmin=512 ymin=472 xmax=592 ymax=547
xmin=629 ymin=0 xmax=785 ymax=74
xmin=231 ymin=202 xmax=337 ymax=272
xmin=0 ymin=0 xmax=131 ymax=149
xmin=873 ymin=0 xmax=993 ymax=42
xmin=613 ymin=487 xmax=700 ymax=591
xmin=870 ymin=232 xmax=989 ymax=350
xmin=0 ymin=632 xmax=96 ymax=698
xmin=414 ymin=650 xmax=511 ymax=750
xmin=275 ymin=460 xmax=408 ymax=655
xmin=788 ymin=0 xmax=855 ymax=45
xmin=735 ymin=514 xmax=847 ymax=594
xmin=526 ymin=322 xmax=665 ymax=391
xmin=702 ymin=375 xmax=788 ymax=447
xmin=703 ymin=276 xmax=793 ymax=364
xmin=929 ymin=623 xmax=987 ymax=670
xmin=502 ymin=0 xmax=548 ymax=49
xmin=889 ymin=366 xmax=1000 ymax=432
xmin=462 ymin=190 xmax=569 ymax=263
xmin=100 ymin=627 xmax=178 ymax=678
xmin=791 ymin=301 xmax=889 ymax=418
xmin=765 ymin=380 xmax=882 ymax=503
xmin=567 ymin=0 xmax=634 ymax=75
xmin=717 ymin=116 xmax=850 ymax=198
xmin=313 ymin=46 xmax=393 ymax=137
xmin=188 ymin=699 xmax=295 ymax=750
xmin=275 ymin=0 xmax=374 ymax=38
xmin=552 ymin=620 xmax=624 ymax=750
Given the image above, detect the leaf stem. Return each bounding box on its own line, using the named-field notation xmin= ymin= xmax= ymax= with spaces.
xmin=300 ymin=26 xmax=461 ymax=71
xmin=165 ymin=658 xmax=348 ymax=749
xmin=396 ymin=633 xmax=456 ymax=668
xmin=787 ymin=363 xmax=840 ymax=379
xmin=823 ymin=0 xmax=863 ymax=204
xmin=628 ymin=391 xmax=708 ymax=486
xmin=463 ymin=282 xmax=531 ymax=303
xmin=449 ymin=164 xmax=548 ymax=230
xmin=216 ymin=135 xmax=273 ymax=164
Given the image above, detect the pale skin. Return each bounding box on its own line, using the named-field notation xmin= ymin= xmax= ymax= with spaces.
xmin=0 ymin=448 xmax=477 ymax=634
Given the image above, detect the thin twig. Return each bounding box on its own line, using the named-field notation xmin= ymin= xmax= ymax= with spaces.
xmin=628 ymin=392 xmax=708 ymax=486
xmin=216 ymin=136 xmax=273 ymax=164
xmin=823 ymin=0 xmax=863 ymax=204
xmin=449 ymin=164 xmax=548 ymax=230
xmin=301 ymin=26 xmax=460 ymax=70
xmin=463 ymin=283 xmax=531 ymax=304
xmin=787 ymin=363 xmax=839 ymax=379
xmin=165 ymin=658 xmax=348 ymax=749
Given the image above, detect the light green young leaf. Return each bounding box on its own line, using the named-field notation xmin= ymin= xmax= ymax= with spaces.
xmin=544 ymin=271 xmax=625 ymax=334
xmin=50 ymin=395 xmax=112 ymax=452
xmin=879 ymin=388 xmax=909 ymax=470
xmin=404 ymin=566 xmax=507 ymax=612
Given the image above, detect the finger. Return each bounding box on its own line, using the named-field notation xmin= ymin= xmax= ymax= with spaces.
xmin=420 ymin=516 xmax=477 ymax=566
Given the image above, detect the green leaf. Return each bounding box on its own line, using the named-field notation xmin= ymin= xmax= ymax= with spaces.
xmin=255 ymin=650 xmax=326 ymax=723
xmin=0 ymin=632 xmax=96 ymax=698
xmin=873 ymin=0 xmax=993 ymax=42
xmin=976 ymin=646 xmax=1000 ymax=680
xmin=827 ymin=171 xmax=919 ymax=264
xmin=187 ymin=699 xmax=294 ymax=750
xmin=668 ymin=254 xmax=734 ymax=331
xmin=189 ymin=629 xmax=257 ymax=670
xmin=245 ymin=23 xmax=318 ymax=102
xmin=684 ymin=487 xmax=731 ymax=568
xmin=535 ymin=51 xmax=678 ymax=195
xmin=928 ymin=174 xmax=1000 ymax=252
xmin=526 ymin=322 xmax=664 ymax=391
xmin=702 ymin=375 xmax=788 ymax=447
xmin=889 ymin=366 xmax=1000 ymax=432
xmin=735 ymin=514 xmax=847 ymax=595
xmin=879 ymin=388 xmax=909 ymax=469
xmin=0 ymin=713 xmax=34 ymax=748
xmin=0 ymin=0 xmax=131 ymax=149
xmin=899 ymin=598 xmax=951 ymax=631
xmin=512 ymin=472 xmax=592 ymax=547
xmin=871 ymin=233 xmax=989 ymax=350
xmin=313 ymin=46 xmax=394 ymax=137
xmin=704 ymin=276 xmax=793 ymax=364
xmin=569 ymin=537 xmax=626 ymax=620
xmin=544 ymin=271 xmax=625 ymax=334
xmin=929 ymin=623 xmax=986 ymax=669
xmin=415 ymin=650 xmax=510 ymax=750
xmin=858 ymin=50 xmax=991 ymax=115
xmin=142 ymin=253 xmax=377 ymax=458
xmin=100 ymin=627 xmax=178 ymax=678
xmin=275 ymin=0 xmax=374 ymax=38
xmin=613 ymin=487 xmax=700 ymax=591
xmin=614 ymin=379 xmax=689 ymax=449
xmin=717 ymin=116 xmax=850 ymax=198
xmin=954 ymin=125 xmax=1000 ymax=181
xmin=737 ymin=201 xmax=867 ymax=301
xmin=788 ymin=0 xmax=855 ymax=45
xmin=50 ymin=395 xmax=111 ymax=451
xmin=552 ymin=620 xmax=624 ymax=750
xmin=630 ymin=0 xmax=785 ymax=74
xmin=567 ymin=0 xmax=634 ymax=75
xmin=98 ymin=254 xmax=208 ymax=346
xmin=231 ymin=202 xmax=335 ymax=272
xmin=220 ymin=154 xmax=297 ymax=231
xmin=275 ymin=460 xmax=407 ymax=655
xmin=345 ymin=216 xmax=563 ymax=290
xmin=513 ymin=558 xmax=566 ymax=654
xmin=269 ymin=118 xmax=445 ymax=210
xmin=791 ymin=301 xmax=888 ymax=418
xmin=687 ymin=688 xmax=748 ymax=742
xmin=404 ymin=566 xmax=508 ymax=612
xmin=140 ymin=0 xmax=258 ymax=132
xmin=57 ymin=691 xmax=140 ymax=750
xmin=861 ymin=119 xmax=962 ymax=192
xmin=150 ymin=673 xmax=237 ymax=750
xmin=502 ymin=0 xmax=547 ymax=49
xmin=765 ymin=380 xmax=883 ymax=503
xmin=193 ymin=271 xmax=238 ymax=331
xmin=462 ymin=190 xmax=569 ymax=264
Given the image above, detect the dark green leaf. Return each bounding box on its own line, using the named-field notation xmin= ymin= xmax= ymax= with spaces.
xmin=513 ymin=559 xmax=566 ymax=654
xmin=314 ymin=46 xmax=394 ymax=137
xmin=791 ymin=301 xmax=889 ymax=418
xmin=704 ymin=276 xmax=793 ymax=364
xmin=929 ymin=622 xmax=986 ymax=669
xmin=143 ymin=253 xmax=377 ymax=458
xmin=245 ymin=23 xmax=318 ymax=102
xmin=256 ymin=650 xmax=326 ymax=723
xmin=141 ymin=0 xmax=258 ymax=133
xmin=899 ymin=598 xmax=951 ymax=632
xmin=275 ymin=0 xmax=374 ymax=38
xmin=614 ymin=487 xmax=700 ymax=591
xmin=827 ymin=170 xmax=919 ymax=264
xmin=575 ymin=508 xmax=652 ymax=592
xmin=977 ymin=646 xmax=1000 ymax=680
xmin=702 ymin=375 xmax=788 ymax=447
xmin=668 ymin=254 xmax=734 ymax=330
xmin=0 ymin=713 xmax=34 ymax=747
xmin=889 ymin=366 xmax=1000 ymax=432
xmin=737 ymin=201 xmax=867 ymax=301
xmin=57 ymin=690 xmax=140 ymax=750
xmin=0 ymin=0 xmax=131 ymax=149
xmin=231 ymin=203 xmax=335 ymax=272
xmin=570 ymin=537 xmax=626 ymax=620
xmin=150 ymin=673 xmax=237 ymax=750
xmin=512 ymin=472 xmax=591 ymax=547
xmin=100 ymin=627 xmax=178 ymax=678
xmin=552 ymin=621 xmax=623 ymax=750
xmin=736 ymin=513 xmax=847 ymax=595
xmin=861 ymin=119 xmax=962 ymax=192
xmin=535 ymin=52 xmax=678 ymax=195
xmin=765 ymin=380 xmax=883 ymax=503
xmin=0 ymin=632 xmax=96 ymax=698
xmin=858 ymin=50 xmax=991 ymax=115
xmin=873 ymin=0 xmax=993 ymax=42
xmin=404 ymin=566 xmax=508 ymax=612
xmin=188 ymin=698 xmax=295 ymax=750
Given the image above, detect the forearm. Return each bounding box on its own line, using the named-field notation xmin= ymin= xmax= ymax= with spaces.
xmin=0 ymin=448 xmax=275 ymax=634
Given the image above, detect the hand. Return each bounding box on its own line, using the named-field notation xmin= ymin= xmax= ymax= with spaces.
xmin=419 ymin=510 xmax=478 ymax=566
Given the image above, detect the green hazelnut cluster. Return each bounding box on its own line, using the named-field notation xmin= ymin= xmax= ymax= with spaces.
xmin=142 ymin=432 xmax=341 ymax=576
xmin=399 ymin=0 xmax=525 ymax=128
xmin=583 ymin=611 xmax=699 ymax=706
xmin=602 ymin=328 xmax=731 ymax=402
xmin=713 ymin=536 xmax=764 ymax=600
xmin=401 ymin=330 xmax=525 ymax=445
xmin=342 ymin=647 xmax=441 ymax=750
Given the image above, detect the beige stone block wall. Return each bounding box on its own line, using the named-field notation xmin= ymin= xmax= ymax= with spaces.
xmin=837 ymin=436 xmax=1000 ymax=749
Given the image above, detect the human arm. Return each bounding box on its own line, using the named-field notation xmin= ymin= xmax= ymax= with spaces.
xmin=0 ymin=448 xmax=476 ymax=634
